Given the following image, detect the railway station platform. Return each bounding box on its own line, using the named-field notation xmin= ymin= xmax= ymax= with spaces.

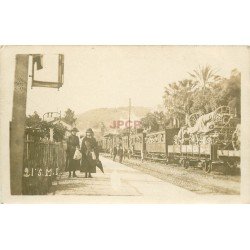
xmin=49 ymin=156 xmax=198 ymax=202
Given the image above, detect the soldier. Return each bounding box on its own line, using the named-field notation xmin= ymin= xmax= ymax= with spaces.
xmin=81 ymin=128 xmax=99 ymax=178
xmin=128 ymin=147 xmax=132 ymax=159
xmin=66 ymin=127 xmax=80 ymax=178
xmin=123 ymin=148 xmax=128 ymax=160
xmin=113 ymin=145 xmax=118 ymax=161
xmin=117 ymin=144 xmax=124 ymax=163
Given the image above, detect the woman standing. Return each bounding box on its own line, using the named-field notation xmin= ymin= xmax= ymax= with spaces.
xmin=66 ymin=127 xmax=80 ymax=178
xmin=81 ymin=128 xmax=99 ymax=178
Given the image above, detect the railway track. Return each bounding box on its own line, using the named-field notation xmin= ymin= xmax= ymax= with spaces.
xmin=102 ymin=154 xmax=240 ymax=195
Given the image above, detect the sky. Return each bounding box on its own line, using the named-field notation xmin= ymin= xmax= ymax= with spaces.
xmin=1 ymin=46 xmax=247 ymax=117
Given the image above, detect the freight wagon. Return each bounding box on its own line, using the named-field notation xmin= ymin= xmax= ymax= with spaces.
xmin=167 ymin=144 xmax=240 ymax=173
xmin=167 ymin=106 xmax=240 ymax=173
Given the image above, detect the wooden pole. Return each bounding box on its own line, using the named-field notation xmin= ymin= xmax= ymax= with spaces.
xmin=128 ymin=98 xmax=131 ymax=148
xmin=49 ymin=128 xmax=54 ymax=142
xmin=10 ymin=55 xmax=29 ymax=195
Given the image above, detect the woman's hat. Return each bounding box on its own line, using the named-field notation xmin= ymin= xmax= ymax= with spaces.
xmin=71 ymin=127 xmax=79 ymax=132
xmin=86 ymin=128 xmax=94 ymax=134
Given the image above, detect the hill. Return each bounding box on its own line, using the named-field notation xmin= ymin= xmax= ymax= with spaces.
xmin=76 ymin=106 xmax=151 ymax=136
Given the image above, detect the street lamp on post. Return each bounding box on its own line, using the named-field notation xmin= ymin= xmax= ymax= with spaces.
xmin=43 ymin=111 xmax=62 ymax=121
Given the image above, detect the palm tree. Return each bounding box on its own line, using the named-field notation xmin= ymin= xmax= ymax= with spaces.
xmin=188 ymin=65 xmax=221 ymax=93
xmin=164 ymin=79 xmax=194 ymax=97
xmin=164 ymin=79 xmax=194 ymax=126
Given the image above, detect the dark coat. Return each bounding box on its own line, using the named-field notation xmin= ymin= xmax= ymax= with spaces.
xmin=66 ymin=134 xmax=80 ymax=171
xmin=118 ymin=148 xmax=123 ymax=156
xmin=113 ymin=146 xmax=117 ymax=155
xmin=81 ymin=136 xmax=99 ymax=173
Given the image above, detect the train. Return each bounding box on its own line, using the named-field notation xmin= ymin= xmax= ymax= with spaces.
xmin=98 ymin=106 xmax=240 ymax=174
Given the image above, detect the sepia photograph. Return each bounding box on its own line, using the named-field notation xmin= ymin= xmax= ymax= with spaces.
xmin=0 ymin=45 xmax=249 ymax=203
xmin=1 ymin=2 xmax=250 ymax=250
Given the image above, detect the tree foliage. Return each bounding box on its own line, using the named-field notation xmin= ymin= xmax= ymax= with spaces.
xmin=25 ymin=111 xmax=68 ymax=142
xmin=141 ymin=111 xmax=167 ymax=132
xmin=63 ymin=108 xmax=77 ymax=126
xmin=26 ymin=111 xmax=42 ymax=127
xmin=162 ymin=67 xmax=241 ymax=127
xmin=142 ymin=67 xmax=242 ymax=132
xmin=188 ymin=65 xmax=221 ymax=91
xmin=218 ymin=70 xmax=241 ymax=116
xmin=52 ymin=123 xmax=67 ymax=142
xmin=163 ymin=79 xmax=194 ymax=126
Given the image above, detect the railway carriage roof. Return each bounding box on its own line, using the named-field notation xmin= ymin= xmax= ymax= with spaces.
xmin=146 ymin=130 xmax=165 ymax=136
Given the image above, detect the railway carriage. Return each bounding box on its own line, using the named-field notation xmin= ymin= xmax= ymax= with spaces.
xmin=98 ymin=106 xmax=240 ymax=174
xmin=100 ymin=133 xmax=116 ymax=153
xmin=130 ymin=133 xmax=145 ymax=157
xmin=145 ymin=128 xmax=179 ymax=161
xmin=145 ymin=131 xmax=166 ymax=159
xmin=121 ymin=134 xmax=129 ymax=150
xmin=101 ymin=137 xmax=110 ymax=152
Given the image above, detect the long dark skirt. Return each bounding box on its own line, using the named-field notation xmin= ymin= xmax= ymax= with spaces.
xmin=68 ymin=158 xmax=80 ymax=171
xmin=80 ymin=156 xmax=96 ymax=173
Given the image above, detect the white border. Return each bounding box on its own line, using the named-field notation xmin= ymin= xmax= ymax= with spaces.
xmin=1 ymin=1 xmax=250 ymax=250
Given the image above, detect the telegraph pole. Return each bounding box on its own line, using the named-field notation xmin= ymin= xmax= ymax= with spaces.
xmin=9 ymin=54 xmax=64 ymax=195
xmin=10 ymin=55 xmax=29 ymax=195
xmin=128 ymin=98 xmax=131 ymax=148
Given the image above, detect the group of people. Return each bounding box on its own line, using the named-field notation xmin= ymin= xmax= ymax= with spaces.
xmin=111 ymin=144 xmax=146 ymax=163
xmin=111 ymin=145 xmax=134 ymax=163
xmin=112 ymin=144 xmax=124 ymax=163
xmin=66 ymin=127 xmax=99 ymax=178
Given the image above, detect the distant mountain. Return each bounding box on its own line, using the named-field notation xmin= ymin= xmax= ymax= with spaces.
xmin=76 ymin=106 xmax=151 ymax=136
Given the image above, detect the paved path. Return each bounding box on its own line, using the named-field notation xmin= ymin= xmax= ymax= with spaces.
xmin=49 ymin=156 xmax=199 ymax=202
xmin=48 ymin=156 xmax=241 ymax=203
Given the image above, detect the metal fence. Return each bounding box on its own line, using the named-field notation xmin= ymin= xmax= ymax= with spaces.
xmin=22 ymin=140 xmax=66 ymax=195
